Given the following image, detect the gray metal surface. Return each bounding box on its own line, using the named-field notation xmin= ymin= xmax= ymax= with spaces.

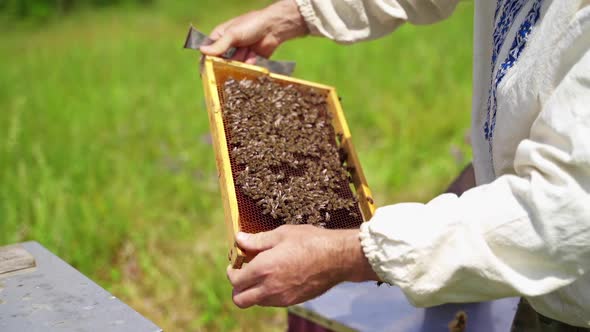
xmin=0 ymin=241 xmax=162 ymax=332
xmin=294 ymin=281 xmax=519 ymax=332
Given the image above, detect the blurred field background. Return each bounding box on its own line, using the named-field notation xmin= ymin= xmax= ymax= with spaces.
xmin=0 ymin=1 xmax=473 ymax=331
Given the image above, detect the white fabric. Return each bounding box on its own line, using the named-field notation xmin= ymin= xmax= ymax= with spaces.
xmin=295 ymin=0 xmax=590 ymax=327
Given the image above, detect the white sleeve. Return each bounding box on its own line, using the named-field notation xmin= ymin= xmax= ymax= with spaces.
xmin=294 ymin=0 xmax=460 ymax=43
xmin=359 ymin=28 xmax=590 ymax=306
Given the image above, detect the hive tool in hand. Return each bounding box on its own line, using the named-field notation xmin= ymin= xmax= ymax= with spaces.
xmin=183 ymin=25 xmax=296 ymax=76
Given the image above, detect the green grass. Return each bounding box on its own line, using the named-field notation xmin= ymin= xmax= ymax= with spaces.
xmin=0 ymin=1 xmax=473 ymax=331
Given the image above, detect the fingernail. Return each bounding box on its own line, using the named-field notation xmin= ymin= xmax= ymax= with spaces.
xmin=236 ymin=232 xmax=249 ymax=241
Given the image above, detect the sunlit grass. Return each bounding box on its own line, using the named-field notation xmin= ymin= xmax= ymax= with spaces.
xmin=0 ymin=1 xmax=473 ymax=330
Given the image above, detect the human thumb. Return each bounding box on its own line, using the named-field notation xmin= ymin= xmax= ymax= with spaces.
xmin=236 ymin=231 xmax=280 ymax=253
xmin=200 ymin=33 xmax=234 ymax=56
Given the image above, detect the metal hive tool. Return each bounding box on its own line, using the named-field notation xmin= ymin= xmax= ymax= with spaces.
xmin=200 ymin=56 xmax=376 ymax=268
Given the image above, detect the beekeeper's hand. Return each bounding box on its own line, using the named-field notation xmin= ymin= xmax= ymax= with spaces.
xmin=226 ymin=225 xmax=379 ymax=308
xmin=200 ymin=0 xmax=308 ymax=63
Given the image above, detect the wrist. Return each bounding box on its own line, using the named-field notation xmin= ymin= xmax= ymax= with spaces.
xmin=264 ymin=0 xmax=309 ymax=43
xmin=335 ymin=229 xmax=379 ymax=283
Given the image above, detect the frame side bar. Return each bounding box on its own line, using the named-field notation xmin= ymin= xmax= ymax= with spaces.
xmin=202 ymin=57 xmax=247 ymax=268
xmin=327 ymin=89 xmax=376 ymax=221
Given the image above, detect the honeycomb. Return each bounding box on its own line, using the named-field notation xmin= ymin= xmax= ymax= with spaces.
xmin=212 ymin=64 xmax=364 ymax=233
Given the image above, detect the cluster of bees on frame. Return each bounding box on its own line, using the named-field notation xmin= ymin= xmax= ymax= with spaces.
xmin=222 ymin=76 xmax=359 ymax=227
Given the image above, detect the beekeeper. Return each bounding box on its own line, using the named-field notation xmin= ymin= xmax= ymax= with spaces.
xmin=201 ymin=1 xmax=590 ymax=330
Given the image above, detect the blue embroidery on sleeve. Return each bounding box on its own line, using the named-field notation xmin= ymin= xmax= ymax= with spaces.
xmin=484 ymin=0 xmax=544 ymax=172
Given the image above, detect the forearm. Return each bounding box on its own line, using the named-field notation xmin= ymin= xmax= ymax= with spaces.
xmin=337 ymin=229 xmax=380 ymax=282
xmin=343 ymin=163 xmax=475 ymax=284
xmin=295 ymin=0 xmax=460 ymax=43
xmin=227 ymin=225 xmax=380 ymax=308
xmin=264 ymin=0 xmax=309 ymax=43
xmin=344 ymin=163 xmax=475 ymax=283
xmin=360 ymin=30 xmax=590 ymax=306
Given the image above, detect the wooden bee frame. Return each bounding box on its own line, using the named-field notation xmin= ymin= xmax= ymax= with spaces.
xmin=201 ymin=56 xmax=376 ymax=268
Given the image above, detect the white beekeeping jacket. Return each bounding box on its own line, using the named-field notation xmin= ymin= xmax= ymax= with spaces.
xmin=295 ymin=0 xmax=590 ymax=327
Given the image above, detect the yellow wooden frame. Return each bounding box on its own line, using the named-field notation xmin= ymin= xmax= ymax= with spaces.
xmin=201 ymin=56 xmax=376 ymax=268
